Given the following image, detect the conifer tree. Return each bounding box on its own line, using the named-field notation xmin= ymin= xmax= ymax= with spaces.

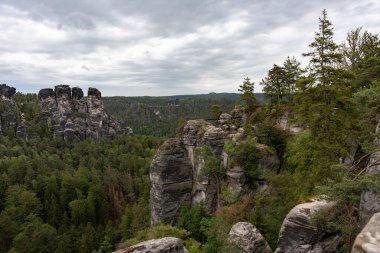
xmin=303 ymin=9 xmax=342 ymax=86
xmin=261 ymin=57 xmax=303 ymax=104
xmin=238 ymin=77 xmax=257 ymax=112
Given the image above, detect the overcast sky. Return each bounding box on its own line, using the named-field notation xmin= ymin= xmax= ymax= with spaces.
xmin=0 ymin=0 xmax=379 ymax=96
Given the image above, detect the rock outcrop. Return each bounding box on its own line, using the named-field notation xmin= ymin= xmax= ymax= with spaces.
xmin=359 ymin=121 xmax=380 ymax=227
xmin=352 ymin=212 xmax=380 ymax=253
xmin=38 ymin=85 xmax=128 ymax=140
xmin=228 ymin=222 xmax=272 ymax=253
xmin=150 ymin=139 xmax=193 ymax=226
xmin=0 ymin=84 xmax=16 ymax=99
xmin=275 ymin=200 xmax=340 ymax=253
xmin=114 ymin=237 xmax=188 ymax=253
xmin=150 ymin=113 xmax=280 ymax=225
xmin=0 ymin=84 xmax=25 ymax=137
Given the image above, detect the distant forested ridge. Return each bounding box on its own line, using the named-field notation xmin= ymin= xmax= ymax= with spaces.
xmin=102 ymin=93 xmax=266 ymax=136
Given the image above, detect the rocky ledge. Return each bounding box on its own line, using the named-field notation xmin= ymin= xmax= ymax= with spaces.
xmin=113 ymin=237 xmax=188 ymax=253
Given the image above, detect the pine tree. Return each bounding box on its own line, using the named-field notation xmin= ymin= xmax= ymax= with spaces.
xmin=261 ymin=57 xmax=303 ymax=104
xmin=238 ymin=77 xmax=257 ymax=112
xmin=261 ymin=64 xmax=286 ymax=104
xmin=303 ymin=9 xmax=342 ymax=86
xmin=283 ymin=56 xmax=304 ymax=96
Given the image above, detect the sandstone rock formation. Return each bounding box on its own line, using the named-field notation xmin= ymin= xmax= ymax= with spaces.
xmin=276 ymin=109 xmax=305 ymax=134
xmin=150 ymin=114 xmax=280 ymax=225
xmin=228 ymin=222 xmax=272 ymax=253
xmin=113 ymin=237 xmax=188 ymax=253
xmin=359 ymin=121 xmax=380 ymax=227
xmin=275 ymin=200 xmax=340 ymax=253
xmin=150 ymin=139 xmax=193 ymax=226
xmin=0 ymin=84 xmax=24 ymax=137
xmin=38 ymin=85 xmax=128 ymax=140
xmin=0 ymin=84 xmax=16 ymax=99
xmin=352 ymin=212 xmax=380 ymax=253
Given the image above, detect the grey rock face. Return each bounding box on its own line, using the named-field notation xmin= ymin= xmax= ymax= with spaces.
xmin=359 ymin=121 xmax=380 ymax=227
xmin=72 ymin=87 xmax=84 ymax=100
xmin=114 ymin=237 xmax=188 ymax=253
xmin=0 ymin=84 xmax=16 ymax=99
xmin=257 ymin=144 xmax=280 ymax=173
xmin=0 ymin=84 xmax=24 ymax=137
xmin=228 ymin=222 xmax=272 ymax=253
xmin=150 ymin=138 xmax=193 ymax=226
xmin=275 ymin=200 xmax=340 ymax=253
xmin=151 ymin=116 xmax=283 ymax=225
xmin=352 ymin=212 xmax=380 ymax=253
xmin=38 ymin=85 xmax=126 ymax=140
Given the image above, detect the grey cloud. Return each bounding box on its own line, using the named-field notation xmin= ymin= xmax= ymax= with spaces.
xmin=0 ymin=0 xmax=379 ymax=96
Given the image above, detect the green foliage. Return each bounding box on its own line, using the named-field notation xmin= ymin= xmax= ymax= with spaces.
xmin=211 ymin=104 xmax=222 ymax=119
xmin=194 ymin=146 xmax=223 ymax=179
xmin=261 ymin=57 xmax=304 ymax=104
xmin=126 ymin=224 xmax=190 ymax=246
xmin=10 ymin=216 xmax=58 ymax=253
xmin=303 ymin=9 xmax=345 ymax=86
xmin=0 ymin=135 xmax=162 ymax=253
xmin=177 ymin=205 xmax=210 ymax=242
xmin=224 ymin=139 xmax=260 ymax=185
xmin=251 ymin=171 xmax=302 ymax=248
xmin=238 ymin=77 xmax=258 ymax=113
xmin=256 ymin=124 xmax=289 ymax=165
xmin=315 ymin=170 xmax=380 ymax=252
xmin=102 ymin=93 xmax=243 ymax=137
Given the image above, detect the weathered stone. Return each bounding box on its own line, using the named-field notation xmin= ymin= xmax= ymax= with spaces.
xmin=0 ymin=84 xmax=16 ymax=99
xmin=88 ymin=87 xmax=101 ymax=98
xmin=226 ymin=165 xmax=246 ymax=192
xmin=72 ymin=87 xmax=84 ymax=100
xmin=1 ymin=112 xmax=16 ymax=131
xmin=16 ymin=124 xmax=28 ymax=139
xmin=150 ymin=138 xmax=193 ymax=226
xmin=181 ymin=119 xmax=210 ymax=146
xmin=202 ymin=125 xmax=226 ymax=155
xmin=219 ymin=113 xmax=232 ymax=125
xmin=360 ymin=190 xmax=380 ymax=228
xmin=55 ymin=84 xmax=71 ymax=99
xmin=114 ymin=237 xmax=188 ymax=253
xmin=257 ymin=144 xmax=280 ymax=173
xmin=38 ymin=85 xmax=126 ymax=141
xmin=352 ymin=212 xmax=380 ymax=253
xmin=228 ymin=222 xmax=272 ymax=253
xmin=359 ymin=121 xmax=380 ymax=228
xmin=275 ymin=200 xmax=340 ymax=253
xmin=38 ymin=88 xmax=55 ymax=100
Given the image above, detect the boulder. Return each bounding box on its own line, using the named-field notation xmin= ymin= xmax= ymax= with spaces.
xmin=275 ymin=200 xmax=340 ymax=253
xmin=150 ymin=138 xmax=193 ymax=225
xmin=352 ymin=212 xmax=380 ymax=253
xmin=228 ymin=222 xmax=272 ymax=253
xmin=114 ymin=237 xmax=188 ymax=253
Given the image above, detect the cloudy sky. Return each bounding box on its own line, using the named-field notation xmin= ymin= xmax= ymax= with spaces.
xmin=0 ymin=0 xmax=379 ymax=96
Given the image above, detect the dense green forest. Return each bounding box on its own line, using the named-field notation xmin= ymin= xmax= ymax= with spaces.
xmin=0 ymin=134 xmax=163 ymax=253
xmin=102 ymin=93 xmax=266 ymax=136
